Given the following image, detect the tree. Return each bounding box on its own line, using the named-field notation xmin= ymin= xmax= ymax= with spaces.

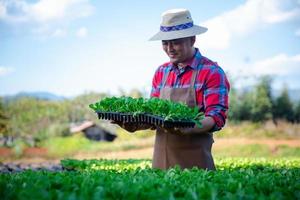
xmin=294 ymin=101 xmax=300 ymax=123
xmin=67 ymin=92 xmax=107 ymax=123
xmin=7 ymin=97 xmax=69 ymax=140
xmin=273 ymin=86 xmax=294 ymax=122
xmin=235 ymin=91 xmax=253 ymax=121
xmin=228 ymin=76 xmax=273 ymax=122
xmin=227 ymin=86 xmax=239 ymax=121
xmin=0 ymin=97 xmax=9 ymax=135
xmin=250 ymin=77 xmax=273 ymax=122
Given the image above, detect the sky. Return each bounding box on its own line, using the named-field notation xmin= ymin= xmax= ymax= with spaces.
xmin=0 ymin=0 xmax=300 ymax=97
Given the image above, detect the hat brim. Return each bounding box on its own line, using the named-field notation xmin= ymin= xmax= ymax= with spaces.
xmin=149 ymin=25 xmax=207 ymax=41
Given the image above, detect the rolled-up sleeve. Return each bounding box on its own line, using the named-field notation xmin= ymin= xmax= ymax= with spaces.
xmin=150 ymin=67 xmax=163 ymax=98
xmin=204 ymin=66 xmax=230 ymax=131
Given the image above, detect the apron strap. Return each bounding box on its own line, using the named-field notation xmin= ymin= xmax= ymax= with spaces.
xmin=188 ymin=69 xmax=198 ymax=109
xmin=161 ymin=68 xmax=170 ymax=88
xmin=189 ymin=69 xmax=198 ymax=89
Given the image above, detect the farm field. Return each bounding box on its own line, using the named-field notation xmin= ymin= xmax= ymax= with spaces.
xmin=1 ymin=158 xmax=299 ymax=200
xmin=1 ymin=136 xmax=300 ymax=162
xmin=72 ymin=137 xmax=300 ymax=161
xmin=1 ymin=122 xmax=300 ymax=200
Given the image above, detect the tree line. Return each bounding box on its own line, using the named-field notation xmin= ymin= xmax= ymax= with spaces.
xmin=228 ymin=76 xmax=300 ymax=123
xmin=0 ymin=76 xmax=299 ymax=145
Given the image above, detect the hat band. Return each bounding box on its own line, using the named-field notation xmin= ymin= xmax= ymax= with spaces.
xmin=160 ymin=22 xmax=193 ymax=32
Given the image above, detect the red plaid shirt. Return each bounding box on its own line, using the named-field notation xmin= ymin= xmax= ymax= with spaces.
xmin=151 ymin=48 xmax=230 ymax=131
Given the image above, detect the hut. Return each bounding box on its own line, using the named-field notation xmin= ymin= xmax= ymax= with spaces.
xmin=70 ymin=121 xmax=117 ymax=141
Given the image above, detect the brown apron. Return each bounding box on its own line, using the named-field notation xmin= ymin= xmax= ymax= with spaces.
xmin=152 ymin=68 xmax=215 ymax=170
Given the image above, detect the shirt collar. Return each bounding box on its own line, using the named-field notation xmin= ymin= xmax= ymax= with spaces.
xmin=170 ymin=48 xmax=202 ymax=72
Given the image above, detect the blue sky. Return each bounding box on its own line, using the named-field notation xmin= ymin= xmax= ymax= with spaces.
xmin=0 ymin=0 xmax=300 ymax=97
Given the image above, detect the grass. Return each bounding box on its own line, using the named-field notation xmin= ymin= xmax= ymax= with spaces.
xmin=39 ymin=133 xmax=300 ymax=159
xmin=217 ymin=120 xmax=300 ymax=139
xmin=41 ymin=133 xmax=154 ymax=158
xmin=213 ymin=144 xmax=300 ymax=158
xmin=2 ymin=121 xmax=300 ymax=160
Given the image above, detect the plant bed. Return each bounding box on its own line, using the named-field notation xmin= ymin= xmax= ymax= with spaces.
xmin=96 ymin=111 xmax=195 ymax=128
xmin=90 ymin=97 xmax=204 ymax=129
xmin=1 ymin=158 xmax=299 ymax=199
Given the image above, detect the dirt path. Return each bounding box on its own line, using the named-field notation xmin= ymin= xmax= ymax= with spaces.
xmin=2 ymin=138 xmax=299 ymax=163
xmin=214 ymin=138 xmax=300 ymax=148
xmin=74 ymin=138 xmax=300 ymax=160
xmin=74 ymin=147 xmax=154 ymax=160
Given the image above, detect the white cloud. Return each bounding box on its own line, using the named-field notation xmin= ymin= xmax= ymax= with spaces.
xmin=0 ymin=0 xmax=94 ymax=23
xmin=29 ymin=0 xmax=94 ymax=22
xmin=30 ymin=25 xmax=68 ymax=38
xmin=0 ymin=2 xmax=6 ymax=18
xmin=261 ymin=0 xmax=300 ymax=23
xmin=0 ymin=0 xmax=94 ymax=38
xmin=76 ymin=27 xmax=87 ymax=37
xmin=0 ymin=66 xmax=14 ymax=76
xmin=0 ymin=0 xmax=29 ymax=22
xmin=249 ymin=53 xmax=300 ymax=76
xmin=232 ymin=53 xmax=300 ymax=87
xmin=197 ymin=0 xmax=300 ymax=50
xmin=295 ymin=28 xmax=300 ymax=37
xmin=52 ymin=28 xmax=67 ymax=37
xmin=228 ymin=53 xmax=300 ymax=89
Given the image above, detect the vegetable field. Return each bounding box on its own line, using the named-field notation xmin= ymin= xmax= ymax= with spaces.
xmin=1 ymin=158 xmax=299 ymax=200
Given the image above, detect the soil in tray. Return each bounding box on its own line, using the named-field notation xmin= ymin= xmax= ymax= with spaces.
xmin=96 ymin=112 xmax=195 ymax=128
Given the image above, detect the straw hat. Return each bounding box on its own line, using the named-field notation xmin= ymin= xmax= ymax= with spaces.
xmin=149 ymin=9 xmax=207 ymax=41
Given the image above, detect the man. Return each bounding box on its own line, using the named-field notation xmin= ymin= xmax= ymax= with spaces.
xmin=115 ymin=9 xmax=230 ymax=170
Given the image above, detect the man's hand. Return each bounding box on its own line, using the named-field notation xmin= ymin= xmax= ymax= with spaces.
xmin=111 ymin=120 xmax=138 ymax=132
xmin=111 ymin=121 xmax=156 ymax=132
xmin=160 ymin=127 xmax=190 ymax=135
xmin=160 ymin=116 xmax=216 ymax=135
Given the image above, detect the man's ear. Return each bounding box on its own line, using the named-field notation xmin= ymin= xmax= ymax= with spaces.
xmin=190 ymin=36 xmax=196 ymax=46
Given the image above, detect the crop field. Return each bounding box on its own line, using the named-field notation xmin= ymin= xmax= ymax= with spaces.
xmin=1 ymin=158 xmax=299 ymax=200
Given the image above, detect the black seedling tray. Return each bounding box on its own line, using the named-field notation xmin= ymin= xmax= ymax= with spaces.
xmin=96 ymin=112 xmax=195 ymax=128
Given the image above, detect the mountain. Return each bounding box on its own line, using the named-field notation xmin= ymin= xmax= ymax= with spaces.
xmin=3 ymin=91 xmax=66 ymax=102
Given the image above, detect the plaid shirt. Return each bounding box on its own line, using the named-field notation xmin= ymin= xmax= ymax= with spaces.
xmin=151 ymin=48 xmax=230 ymax=131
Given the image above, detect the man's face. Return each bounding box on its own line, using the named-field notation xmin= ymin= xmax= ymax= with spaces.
xmin=162 ymin=37 xmax=195 ymax=64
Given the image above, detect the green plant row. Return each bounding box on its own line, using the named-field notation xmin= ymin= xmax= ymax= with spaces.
xmin=89 ymin=96 xmax=204 ymax=122
xmin=1 ymin=158 xmax=299 ymax=200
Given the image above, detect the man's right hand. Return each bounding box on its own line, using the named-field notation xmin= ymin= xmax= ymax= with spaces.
xmin=111 ymin=121 xmax=156 ymax=132
xmin=111 ymin=120 xmax=138 ymax=132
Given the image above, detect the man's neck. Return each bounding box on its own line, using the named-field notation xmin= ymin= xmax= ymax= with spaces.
xmin=177 ymin=48 xmax=196 ymax=68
